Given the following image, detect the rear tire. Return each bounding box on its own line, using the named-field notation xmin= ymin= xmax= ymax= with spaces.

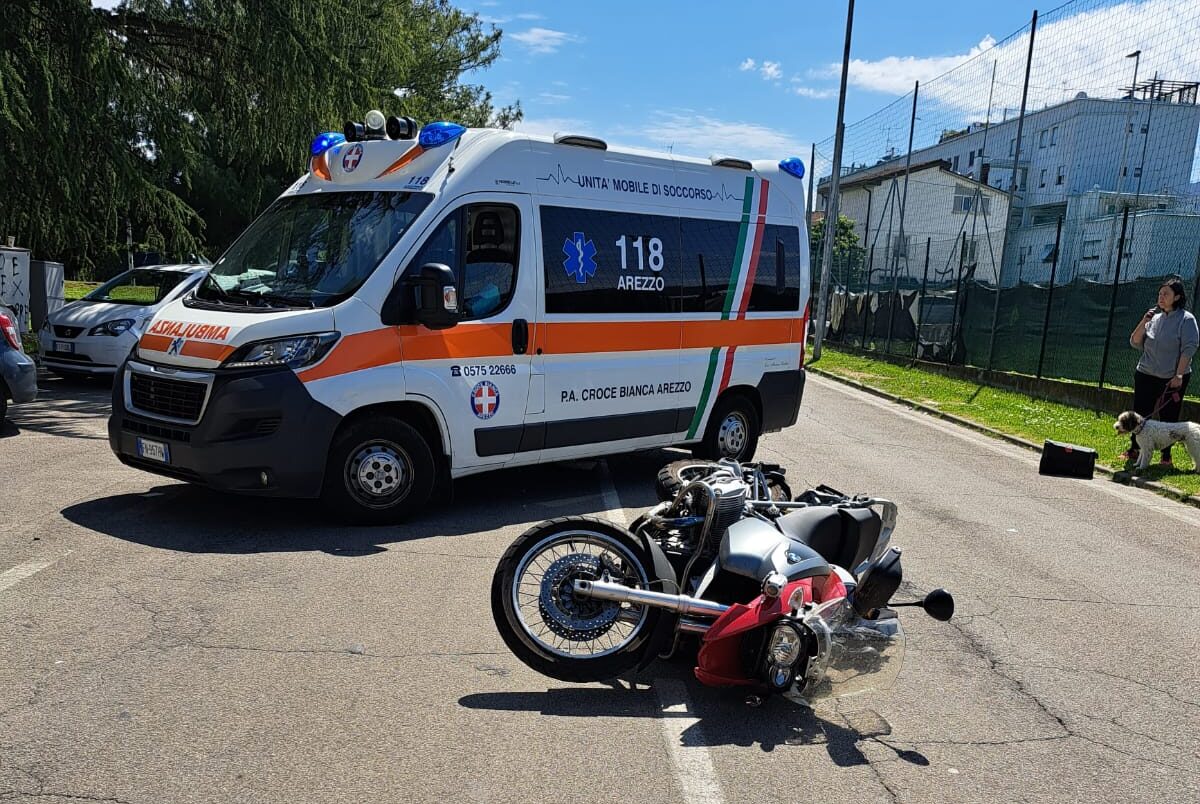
xmin=695 ymin=394 xmax=760 ymax=463
xmin=655 ymin=459 xmax=723 ymax=502
xmin=491 ymin=517 xmax=663 ymax=682
xmin=321 ymin=415 xmax=435 ymax=524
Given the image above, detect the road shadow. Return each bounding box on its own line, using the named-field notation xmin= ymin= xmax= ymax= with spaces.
xmin=61 ymin=456 xmax=659 ymax=556
xmin=459 ymin=679 xmax=930 ymax=764
xmin=5 ymin=370 xmax=113 ymax=440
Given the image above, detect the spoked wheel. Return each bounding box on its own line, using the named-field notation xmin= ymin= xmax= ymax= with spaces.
xmin=654 ymin=459 xmax=724 ymax=502
xmin=491 ymin=517 xmax=663 ymax=682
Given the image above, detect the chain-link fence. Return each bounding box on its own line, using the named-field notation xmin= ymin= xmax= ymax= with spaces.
xmin=810 ymin=0 xmax=1200 ymax=391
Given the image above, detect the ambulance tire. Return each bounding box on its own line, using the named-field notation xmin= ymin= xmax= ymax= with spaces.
xmin=322 ymin=415 xmax=436 ymax=524
xmin=696 ymin=394 xmax=759 ymax=463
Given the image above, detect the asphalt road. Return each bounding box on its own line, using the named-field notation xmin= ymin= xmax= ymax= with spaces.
xmin=1 ymin=371 xmax=1198 ymax=804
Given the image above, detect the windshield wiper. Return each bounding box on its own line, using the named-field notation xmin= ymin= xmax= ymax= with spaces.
xmin=225 ymin=288 xmax=314 ymax=309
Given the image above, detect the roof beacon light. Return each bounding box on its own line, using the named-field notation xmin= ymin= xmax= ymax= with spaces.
xmin=418 ymin=121 xmax=467 ymax=149
xmin=779 ymin=157 xmax=806 ymax=181
xmin=310 ymin=131 xmax=346 ymax=157
xmin=364 ymin=109 xmax=387 ymax=139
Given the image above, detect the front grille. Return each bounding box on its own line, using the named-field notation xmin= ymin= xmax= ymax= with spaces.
xmin=43 ymin=351 xmax=95 ymax=364
xmin=123 ymin=416 xmax=192 ymax=443
xmin=53 ymin=325 xmax=84 ymax=338
xmin=119 ymin=455 xmax=201 ymax=483
xmin=129 ymin=372 xmax=207 ymax=422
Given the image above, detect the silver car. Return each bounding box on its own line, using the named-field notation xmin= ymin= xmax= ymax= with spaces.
xmin=39 ymin=264 xmax=208 ymax=377
xmin=1 ymin=304 xmax=37 ymax=423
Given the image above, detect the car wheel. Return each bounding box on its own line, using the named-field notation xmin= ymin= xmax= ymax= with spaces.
xmin=321 ymin=415 xmax=436 ymax=524
xmin=696 ymin=394 xmax=760 ymax=463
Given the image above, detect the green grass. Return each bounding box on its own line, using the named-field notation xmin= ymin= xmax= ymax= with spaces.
xmin=64 ymin=281 xmax=100 ymax=301
xmin=815 ymin=346 xmax=1200 ymax=498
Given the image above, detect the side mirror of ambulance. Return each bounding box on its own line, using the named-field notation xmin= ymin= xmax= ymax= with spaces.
xmin=412 ymin=263 xmax=459 ymax=330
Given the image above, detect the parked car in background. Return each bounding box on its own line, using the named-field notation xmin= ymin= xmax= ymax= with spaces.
xmin=1 ymin=304 xmax=38 ymax=424
xmin=39 ymin=264 xmax=209 ymax=378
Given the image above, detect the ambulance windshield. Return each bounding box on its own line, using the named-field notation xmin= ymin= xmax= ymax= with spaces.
xmin=196 ymin=191 xmax=431 ymax=308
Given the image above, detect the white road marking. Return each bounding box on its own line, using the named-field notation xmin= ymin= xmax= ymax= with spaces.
xmin=0 ymin=552 xmax=70 ymax=593
xmin=810 ymin=374 xmax=1200 ymax=528
xmin=597 ymin=460 xmax=725 ymax=804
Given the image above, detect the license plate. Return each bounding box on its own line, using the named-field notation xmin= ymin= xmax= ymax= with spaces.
xmin=53 ymin=340 xmax=74 ymax=353
xmin=136 ymin=438 xmax=170 ymax=464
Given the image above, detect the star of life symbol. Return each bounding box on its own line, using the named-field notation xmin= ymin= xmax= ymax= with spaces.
xmin=562 ymin=231 xmax=598 ymax=284
xmin=342 ymin=144 xmax=364 ymax=172
xmin=167 ymin=336 xmax=185 ymax=356
xmin=471 ymin=380 xmax=500 ymax=420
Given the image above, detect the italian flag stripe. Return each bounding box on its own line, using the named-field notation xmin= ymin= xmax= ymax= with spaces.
xmin=736 ymin=180 xmax=770 ymax=319
xmin=688 ymin=347 xmax=722 ymax=439
xmin=721 ymin=176 xmax=757 ymax=319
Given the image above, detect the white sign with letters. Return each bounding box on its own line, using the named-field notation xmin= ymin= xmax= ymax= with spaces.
xmin=0 ymin=247 xmax=31 ymax=332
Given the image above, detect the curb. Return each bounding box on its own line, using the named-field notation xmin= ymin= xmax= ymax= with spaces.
xmin=809 ymin=366 xmax=1200 ymax=511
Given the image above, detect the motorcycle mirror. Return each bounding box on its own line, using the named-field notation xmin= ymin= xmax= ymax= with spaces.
xmin=922 ymin=588 xmax=954 ymax=621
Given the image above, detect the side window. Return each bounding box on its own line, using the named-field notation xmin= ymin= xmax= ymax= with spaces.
xmin=679 ymin=218 xmax=740 ymax=313
xmin=407 ymin=203 xmax=519 ymax=320
xmin=747 ymin=225 xmax=802 ymax=312
xmin=541 ymin=206 xmax=679 ymax=314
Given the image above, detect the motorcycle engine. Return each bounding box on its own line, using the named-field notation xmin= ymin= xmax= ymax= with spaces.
xmin=704 ymin=477 xmax=748 ymax=553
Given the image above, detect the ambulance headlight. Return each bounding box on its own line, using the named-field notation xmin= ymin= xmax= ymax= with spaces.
xmin=223 ymin=332 xmax=340 ymax=370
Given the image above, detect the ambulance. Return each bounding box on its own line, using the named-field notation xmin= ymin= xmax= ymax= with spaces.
xmin=108 ymin=111 xmax=811 ymax=522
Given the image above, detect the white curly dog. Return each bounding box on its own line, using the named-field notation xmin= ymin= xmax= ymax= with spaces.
xmin=1114 ymin=411 xmax=1200 ymax=472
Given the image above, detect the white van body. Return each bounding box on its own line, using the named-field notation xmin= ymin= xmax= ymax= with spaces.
xmin=108 ymin=125 xmax=811 ymax=521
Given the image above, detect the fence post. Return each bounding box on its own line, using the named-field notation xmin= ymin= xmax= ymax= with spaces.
xmin=1098 ymin=207 xmax=1131 ymax=389
xmin=1192 ymin=245 xmax=1200 ymax=311
xmin=862 ymin=244 xmax=875 ymax=348
xmin=987 ymin=9 xmax=1038 ymax=370
xmin=1036 ymin=217 xmax=1063 ymax=379
xmin=915 ymin=237 xmax=931 ymax=360
xmin=949 ymin=232 xmax=967 ymax=365
xmin=806 ymin=142 xmax=817 ymax=234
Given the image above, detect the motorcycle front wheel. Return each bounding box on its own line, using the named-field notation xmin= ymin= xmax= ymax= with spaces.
xmin=491 ymin=517 xmax=663 ymax=682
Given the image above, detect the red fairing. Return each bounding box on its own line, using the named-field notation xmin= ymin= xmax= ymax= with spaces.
xmin=694 ymin=573 xmax=847 ymax=687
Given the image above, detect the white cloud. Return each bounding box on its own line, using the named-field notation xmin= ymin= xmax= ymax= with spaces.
xmin=510 ymin=27 xmax=578 ymax=55
xmin=739 ymin=58 xmax=756 ymax=72
xmin=636 ymin=111 xmax=809 ymax=160
xmin=760 ymin=61 xmax=783 ymax=81
xmin=516 ymin=12 xmax=544 ymax=20
xmin=793 ymin=86 xmax=836 ymax=100
xmin=536 ymin=92 xmax=572 ymax=105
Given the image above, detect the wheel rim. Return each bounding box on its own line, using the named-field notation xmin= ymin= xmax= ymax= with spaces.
xmin=716 ymin=412 xmax=749 ymax=458
xmin=676 ymin=463 xmax=718 ymax=484
xmin=511 ymin=529 xmax=651 ymax=659
xmin=344 ymin=439 xmax=413 ymax=509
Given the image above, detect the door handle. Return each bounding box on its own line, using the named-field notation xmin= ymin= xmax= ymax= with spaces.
xmin=512 ymin=318 xmax=529 ymax=355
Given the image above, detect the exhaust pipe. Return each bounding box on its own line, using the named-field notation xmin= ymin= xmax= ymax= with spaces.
xmin=573 ymin=579 xmax=730 ymax=617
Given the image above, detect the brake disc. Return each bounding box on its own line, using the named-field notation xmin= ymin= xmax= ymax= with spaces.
xmin=538 ymin=553 xmax=622 ymax=641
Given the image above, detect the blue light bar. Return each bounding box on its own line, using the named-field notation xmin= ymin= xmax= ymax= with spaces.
xmin=419 ymin=121 xmax=467 ymax=148
xmin=311 ymin=131 xmax=346 ymax=157
xmin=779 ymin=157 xmax=806 ymax=180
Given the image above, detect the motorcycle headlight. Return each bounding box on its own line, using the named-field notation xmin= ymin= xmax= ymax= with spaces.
xmin=223 ymin=332 xmax=340 ymax=370
xmin=761 ymin=621 xmax=806 ymax=692
xmin=88 ymin=318 xmax=135 ymax=336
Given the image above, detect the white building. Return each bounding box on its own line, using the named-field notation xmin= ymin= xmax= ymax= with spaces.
xmin=818 ymin=159 xmax=1010 ymax=286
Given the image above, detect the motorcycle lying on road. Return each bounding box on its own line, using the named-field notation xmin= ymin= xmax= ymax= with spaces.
xmin=491 ymin=459 xmax=954 ymax=701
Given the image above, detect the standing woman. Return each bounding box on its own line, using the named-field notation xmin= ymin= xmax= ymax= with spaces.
xmin=1127 ymin=278 xmax=1200 ymax=464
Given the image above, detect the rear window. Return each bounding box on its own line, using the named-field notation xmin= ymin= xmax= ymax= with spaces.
xmin=85 ymin=269 xmax=194 ymax=306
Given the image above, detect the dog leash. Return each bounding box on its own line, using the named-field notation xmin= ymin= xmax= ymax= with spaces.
xmin=1147 ymin=386 xmax=1182 ymax=421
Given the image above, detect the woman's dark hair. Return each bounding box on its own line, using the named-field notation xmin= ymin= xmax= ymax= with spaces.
xmin=1161 ymin=278 xmax=1187 ymax=310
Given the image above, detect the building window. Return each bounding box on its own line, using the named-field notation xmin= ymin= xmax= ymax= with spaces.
xmin=1050 ymin=126 xmax=1058 ymax=146
xmin=968 ymin=150 xmax=975 ymax=167
xmin=1133 ymin=166 xmax=1142 ymax=178
xmin=1140 ymin=123 xmax=1148 ymax=134
xmin=952 ymin=185 xmax=991 ymax=215
xmin=952 ymin=154 xmax=960 ymax=172
xmin=1082 ymin=239 xmax=1101 ymax=261
xmin=1038 ymin=130 xmax=1047 ymax=148
xmin=1039 ymin=169 xmax=1047 ymax=188
xmin=1055 ymin=166 xmax=1065 ymax=186
xmin=1009 ymin=138 xmax=1016 ymax=156
xmin=1127 ymin=122 xmax=1134 ymax=134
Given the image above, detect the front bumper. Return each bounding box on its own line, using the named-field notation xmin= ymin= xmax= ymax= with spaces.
xmin=39 ymin=330 xmax=136 ymax=375
xmin=1 ymin=349 xmax=38 ymax=403
xmin=108 ymin=359 xmax=341 ymax=497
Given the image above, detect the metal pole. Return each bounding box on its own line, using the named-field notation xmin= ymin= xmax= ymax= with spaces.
xmin=886 ymin=81 xmax=920 ymax=356
xmin=916 ymin=237 xmax=931 ymax=360
xmin=806 ymin=142 xmax=817 ymax=233
xmin=1098 ymin=207 xmax=1132 ymax=388
xmin=862 ymin=244 xmax=875 ymax=348
xmin=813 ymin=0 xmax=855 ymax=362
xmin=1036 ymin=217 xmax=1063 ymax=378
xmin=949 ymin=232 xmax=967 ymax=364
xmin=987 ymin=10 xmax=1038 ymax=370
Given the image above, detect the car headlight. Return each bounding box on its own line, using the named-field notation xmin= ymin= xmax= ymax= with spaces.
xmin=88 ymin=318 xmax=135 ymax=336
xmin=223 ymin=332 xmax=340 ymax=370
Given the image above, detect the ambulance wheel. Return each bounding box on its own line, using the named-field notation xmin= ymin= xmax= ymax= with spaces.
xmin=696 ymin=395 xmax=759 ymax=463
xmin=323 ymin=415 xmax=435 ymax=524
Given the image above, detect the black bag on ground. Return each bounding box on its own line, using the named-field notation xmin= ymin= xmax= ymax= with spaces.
xmin=1039 ymin=440 xmax=1096 ymax=478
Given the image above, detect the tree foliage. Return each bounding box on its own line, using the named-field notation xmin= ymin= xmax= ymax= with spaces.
xmin=0 ymin=0 xmax=518 ymax=277
xmin=810 ymin=213 xmax=867 ymax=286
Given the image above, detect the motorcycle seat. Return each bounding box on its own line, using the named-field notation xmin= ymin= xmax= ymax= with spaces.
xmin=776 ymin=506 xmax=881 ymax=573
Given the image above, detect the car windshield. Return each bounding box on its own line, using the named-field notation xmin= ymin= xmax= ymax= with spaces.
xmin=84 ymin=269 xmax=195 ymax=306
xmin=196 ymin=191 xmax=432 ymax=308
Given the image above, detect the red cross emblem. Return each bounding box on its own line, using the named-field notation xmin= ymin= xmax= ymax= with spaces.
xmin=471 ymin=381 xmax=500 ymax=419
xmin=342 ymin=144 xmax=364 ymax=172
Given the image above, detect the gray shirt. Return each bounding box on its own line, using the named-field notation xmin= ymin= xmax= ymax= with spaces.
xmin=1132 ymin=308 xmax=1200 ymax=379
